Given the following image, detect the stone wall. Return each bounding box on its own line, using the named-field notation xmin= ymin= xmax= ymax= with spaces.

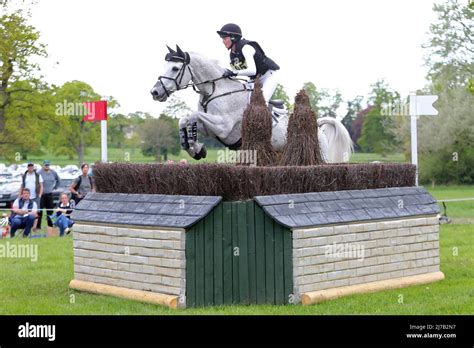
xmin=292 ymin=216 xmax=440 ymax=297
xmin=72 ymin=224 xmax=186 ymax=298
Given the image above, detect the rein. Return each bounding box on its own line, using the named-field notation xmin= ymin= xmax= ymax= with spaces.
xmin=158 ymin=55 xmax=250 ymax=113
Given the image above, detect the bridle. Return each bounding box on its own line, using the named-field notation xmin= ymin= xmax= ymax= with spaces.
xmin=157 ymin=53 xmax=250 ymax=112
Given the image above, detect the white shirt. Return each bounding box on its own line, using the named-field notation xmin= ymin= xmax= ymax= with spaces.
xmin=232 ymin=45 xmax=257 ymax=77
xmin=24 ymin=172 xmax=44 ymax=199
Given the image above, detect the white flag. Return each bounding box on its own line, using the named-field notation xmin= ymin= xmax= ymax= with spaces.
xmin=409 ymin=95 xmax=439 ymax=116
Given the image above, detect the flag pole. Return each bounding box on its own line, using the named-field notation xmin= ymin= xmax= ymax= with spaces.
xmin=101 ymin=119 xmax=107 ymax=162
xmin=409 ymin=93 xmax=418 ymax=186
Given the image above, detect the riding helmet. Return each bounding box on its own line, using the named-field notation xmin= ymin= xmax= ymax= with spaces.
xmin=217 ymin=23 xmax=242 ymax=42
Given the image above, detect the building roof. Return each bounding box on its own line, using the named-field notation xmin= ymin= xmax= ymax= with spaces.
xmin=71 ymin=192 xmax=222 ymax=229
xmin=254 ymin=187 xmax=439 ymax=229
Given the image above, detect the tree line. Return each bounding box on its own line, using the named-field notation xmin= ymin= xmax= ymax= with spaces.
xmin=1 ymin=0 xmax=472 ymax=184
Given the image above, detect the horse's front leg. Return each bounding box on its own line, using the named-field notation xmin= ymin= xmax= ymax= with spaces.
xmin=178 ymin=112 xmax=208 ymax=160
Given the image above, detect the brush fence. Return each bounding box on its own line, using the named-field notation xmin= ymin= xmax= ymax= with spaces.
xmin=69 ymin=187 xmax=443 ymax=308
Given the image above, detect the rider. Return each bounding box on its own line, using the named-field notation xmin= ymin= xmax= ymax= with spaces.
xmin=217 ymin=23 xmax=280 ymax=104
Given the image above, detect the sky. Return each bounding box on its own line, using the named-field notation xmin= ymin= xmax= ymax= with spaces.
xmin=28 ymin=0 xmax=439 ymax=117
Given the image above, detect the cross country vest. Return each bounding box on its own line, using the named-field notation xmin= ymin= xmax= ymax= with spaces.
xmin=22 ymin=171 xmax=41 ymax=195
xmin=230 ymin=39 xmax=280 ymax=79
xmin=10 ymin=198 xmax=34 ymax=218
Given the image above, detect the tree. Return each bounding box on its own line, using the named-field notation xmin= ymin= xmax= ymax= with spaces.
xmin=107 ymin=113 xmax=130 ymax=149
xmin=423 ymin=0 xmax=473 ymax=94
xmin=302 ymin=82 xmax=343 ymax=117
xmin=341 ymin=95 xmax=363 ymax=142
xmin=271 ymin=84 xmax=292 ymax=110
xmin=417 ymin=73 xmax=474 ymax=184
xmin=163 ymin=95 xmax=192 ymax=119
xmin=139 ymin=115 xmax=180 ymax=161
xmin=414 ymin=0 xmax=474 ymax=184
xmin=358 ymin=80 xmax=401 ymax=155
xmin=351 ymin=105 xmax=373 ymax=149
xmin=0 ymin=5 xmax=49 ymax=156
xmin=49 ymin=81 xmax=102 ymax=165
xmin=302 ymin=82 xmax=322 ymax=112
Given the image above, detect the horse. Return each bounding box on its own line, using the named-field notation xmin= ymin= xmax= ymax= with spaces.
xmin=150 ymin=45 xmax=353 ymax=162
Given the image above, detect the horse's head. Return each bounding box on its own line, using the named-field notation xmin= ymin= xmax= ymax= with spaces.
xmin=150 ymin=45 xmax=193 ymax=102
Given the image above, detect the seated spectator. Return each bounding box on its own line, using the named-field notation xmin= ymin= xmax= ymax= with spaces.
xmin=10 ymin=188 xmax=38 ymax=238
xmin=52 ymin=193 xmax=75 ymax=237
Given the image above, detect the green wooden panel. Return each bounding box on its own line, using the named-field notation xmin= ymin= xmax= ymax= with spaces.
xmin=222 ymin=202 xmax=233 ymax=305
xmin=247 ymin=201 xmax=257 ymax=304
xmin=237 ymin=201 xmax=249 ymax=304
xmin=283 ymin=226 xmax=293 ymax=305
xmin=254 ymin=204 xmax=266 ymax=304
xmin=264 ymin=214 xmax=275 ymax=304
xmin=186 ymin=200 xmax=293 ymax=307
xmin=231 ymin=202 xmax=240 ymax=304
xmin=213 ymin=203 xmax=224 ymax=306
xmin=195 ymin=220 xmax=205 ymax=306
xmin=185 ymin=227 xmax=196 ymax=307
xmin=204 ymin=210 xmax=214 ymax=306
xmin=274 ymin=223 xmax=285 ymax=305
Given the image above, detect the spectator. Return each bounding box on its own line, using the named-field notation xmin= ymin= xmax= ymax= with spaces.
xmin=37 ymin=160 xmax=60 ymax=234
xmin=69 ymin=163 xmax=96 ymax=204
xmin=10 ymin=188 xmax=38 ymax=237
xmin=19 ymin=162 xmax=43 ymax=230
xmin=52 ymin=193 xmax=75 ymax=236
xmin=179 ymin=159 xmax=188 ymax=165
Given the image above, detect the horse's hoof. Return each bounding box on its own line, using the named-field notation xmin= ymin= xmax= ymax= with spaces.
xmin=198 ymin=145 xmax=207 ymax=159
xmin=191 ymin=146 xmax=207 ymax=160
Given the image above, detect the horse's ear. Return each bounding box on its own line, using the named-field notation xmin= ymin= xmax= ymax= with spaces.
xmin=176 ymin=45 xmax=185 ymax=58
xmin=166 ymin=45 xmax=176 ymax=54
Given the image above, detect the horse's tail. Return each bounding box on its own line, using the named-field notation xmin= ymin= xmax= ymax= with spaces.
xmin=317 ymin=117 xmax=354 ymax=163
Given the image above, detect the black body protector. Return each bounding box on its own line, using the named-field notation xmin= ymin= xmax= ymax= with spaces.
xmin=230 ymin=39 xmax=280 ymax=79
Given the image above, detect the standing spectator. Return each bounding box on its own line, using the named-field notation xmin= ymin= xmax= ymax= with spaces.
xmin=19 ymin=162 xmax=43 ymax=230
xmin=52 ymin=193 xmax=75 ymax=237
xmin=37 ymin=160 xmax=61 ymax=234
xmin=10 ymin=188 xmax=38 ymax=237
xmin=69 ymin=163 xmax=96 ymax=204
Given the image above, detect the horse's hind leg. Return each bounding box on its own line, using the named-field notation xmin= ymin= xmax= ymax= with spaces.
xmin=178 ymin=112 xmax=207 ymax=160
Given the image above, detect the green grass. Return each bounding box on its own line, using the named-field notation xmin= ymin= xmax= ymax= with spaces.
xmin=1 ymin=147 xmax=406 ymax=167
xmin=0 ymin=222 xmax=472 ymax=315
xmin=426 ymin=185 xmax=474 ymax=219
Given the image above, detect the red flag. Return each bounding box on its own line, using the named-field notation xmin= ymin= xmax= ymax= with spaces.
xmin=83 ymin=101 xmax=107 ymax=122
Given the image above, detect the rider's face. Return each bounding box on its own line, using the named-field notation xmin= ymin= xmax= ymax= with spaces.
xmin=222 ymin=36 xmax=233 ymax=49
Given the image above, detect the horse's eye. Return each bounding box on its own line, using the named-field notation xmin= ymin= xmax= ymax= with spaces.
xmin=172 ymin=66 xmax=180 ymax=72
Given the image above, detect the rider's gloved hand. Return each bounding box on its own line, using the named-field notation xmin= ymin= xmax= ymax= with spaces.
xmin=223 ymin=69 xmax=237 ymax=78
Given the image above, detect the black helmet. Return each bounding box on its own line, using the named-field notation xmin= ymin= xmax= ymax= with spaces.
xmin=217 ymin=23 xmax=242 ymax=42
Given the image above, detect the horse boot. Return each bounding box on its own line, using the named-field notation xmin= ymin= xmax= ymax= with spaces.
xmin=188 ymin=122 xmax=198 ymax=143
xmin=179 ymin=127 xmax=190 ymax=149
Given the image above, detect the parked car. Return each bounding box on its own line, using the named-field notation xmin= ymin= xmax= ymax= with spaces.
xmin=0 ymin=180 xmax=21 ymax=210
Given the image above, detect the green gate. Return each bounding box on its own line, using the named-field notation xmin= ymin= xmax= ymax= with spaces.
xmin=185 ymin=200 xmax=293 ymax=307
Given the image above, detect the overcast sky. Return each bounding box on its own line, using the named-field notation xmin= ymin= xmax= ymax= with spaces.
xmin=29 ymin=0 xmax=438 ymax=116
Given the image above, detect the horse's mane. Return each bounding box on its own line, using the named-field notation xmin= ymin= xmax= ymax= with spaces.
xmin=188 ymin=51 xmax=224 ymax=72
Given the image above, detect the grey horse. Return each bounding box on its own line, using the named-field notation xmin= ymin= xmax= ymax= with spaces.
xmin=151 ymin=46 xmax=353 ymax=162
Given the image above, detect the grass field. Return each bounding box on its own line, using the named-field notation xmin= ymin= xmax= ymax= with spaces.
xmin=428 ymin=185 xmax=474 ymax=220
xmin=1 ymin=147 xmax=407 ymax=167
xmin=0 ymin=185 xmax=472 ymax=315
xmin=0 ymin=223 xmax=472 ymax=315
